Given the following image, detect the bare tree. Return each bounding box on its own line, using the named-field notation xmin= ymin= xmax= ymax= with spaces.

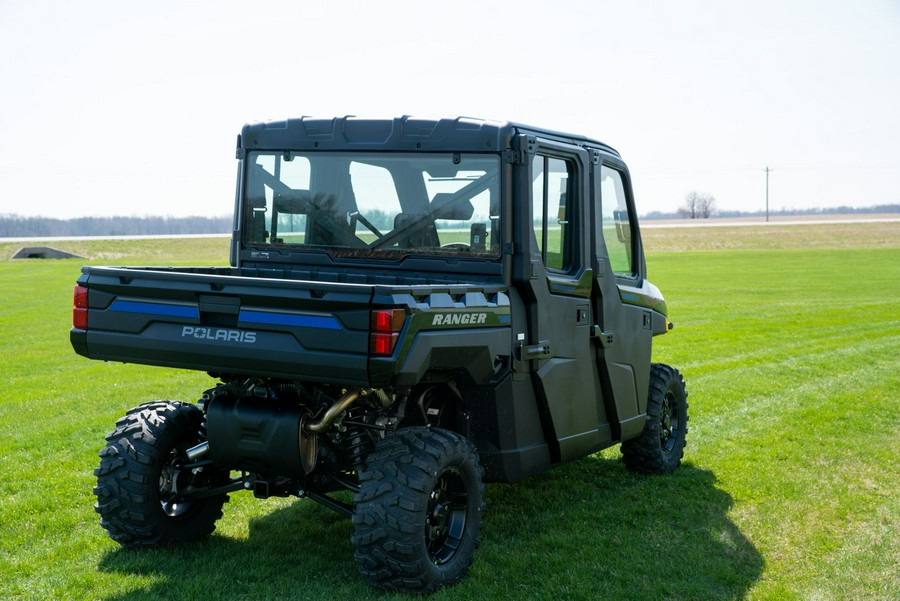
xmin=678 ymin=192 xmax=716 ymax=219
xmin=698 ymin=193 xmax=716 ymax=218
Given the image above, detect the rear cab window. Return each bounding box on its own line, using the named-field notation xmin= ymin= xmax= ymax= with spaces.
xmin=243 ymin=152 xmax=501 ymax=261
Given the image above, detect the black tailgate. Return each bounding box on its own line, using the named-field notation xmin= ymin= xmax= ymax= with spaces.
xmin=71 ymin=267 xmax=374 ymax=385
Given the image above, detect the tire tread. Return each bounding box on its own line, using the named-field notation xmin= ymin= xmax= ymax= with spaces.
xmin=351 ymin=427 xmax=484 ymax=593
xmin=621 ymin=363 xmax=689 ymax=474
xmin=94 ymin=401 xmax=228 ymax=548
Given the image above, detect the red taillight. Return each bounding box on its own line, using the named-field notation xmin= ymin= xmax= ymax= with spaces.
xmin=73 ymin=284 xmax=89 ymax=330
xmin=370 ymin=308 xmax=406 ymax=356
xmin=370 ymin=332 xmax=398 ymax=356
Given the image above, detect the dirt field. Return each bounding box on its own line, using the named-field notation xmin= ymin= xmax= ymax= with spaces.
xmin=644 ymin=213 xmax=900 ymax=227
xmin=641 ymin=217 xmax=900 ymax=252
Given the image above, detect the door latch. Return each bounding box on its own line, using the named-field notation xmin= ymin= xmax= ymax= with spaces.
xmin=591 ymin=326 xmax=615 ymax=348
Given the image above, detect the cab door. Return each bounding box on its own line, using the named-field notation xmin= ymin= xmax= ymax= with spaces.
xmin=590 ymin=156 xmax=654 ymax=440
xmin=514 ymin=138 xmax=611 ymax=462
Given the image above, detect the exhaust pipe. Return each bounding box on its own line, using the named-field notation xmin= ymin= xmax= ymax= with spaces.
xmin=205 ymin=388 xmax=370 ymax=476
xmin=185 ymin=441 xmax=209 ymax=462
xmin=299 ymin=389 xmax=366 ymax=472
xmin=304 ymin=389 xmax=365 ymax=433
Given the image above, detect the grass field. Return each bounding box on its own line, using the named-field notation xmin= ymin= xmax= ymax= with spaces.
xmin=1 ymin=222 xmax=898 ymax=600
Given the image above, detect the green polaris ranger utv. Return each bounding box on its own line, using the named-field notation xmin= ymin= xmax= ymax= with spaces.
xmin=72 ymin=116 xmax=688 ymax=593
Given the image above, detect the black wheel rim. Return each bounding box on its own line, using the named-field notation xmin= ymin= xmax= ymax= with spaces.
xmin=159 ymin=448 xmax=193 ymax=517
xmin=425 ymin=467 xmax=468 ymax=566
xmin=659 ymin=390 xmax=680 ymax=454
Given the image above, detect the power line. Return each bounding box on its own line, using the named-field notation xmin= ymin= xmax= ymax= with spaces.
xmin=764 ymin=166 xmax=774 ymax=222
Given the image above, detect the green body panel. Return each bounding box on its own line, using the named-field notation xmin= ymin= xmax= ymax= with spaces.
xmin=618 ymin=280 xmax=668 ymax=317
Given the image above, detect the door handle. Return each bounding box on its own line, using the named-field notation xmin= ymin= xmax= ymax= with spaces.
xmin=518 ymin=340 xmax=552 ymax=360
xmin=591 ymin=326 xmax=615 ymax=348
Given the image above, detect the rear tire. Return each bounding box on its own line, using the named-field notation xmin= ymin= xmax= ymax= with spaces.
xmin=352 ymin=427 xmax=484 ymax=594
xmin=622 ymin=363 xmax=688 ymax=474
xmin=94 ymin=401 xmax=229 ymax=548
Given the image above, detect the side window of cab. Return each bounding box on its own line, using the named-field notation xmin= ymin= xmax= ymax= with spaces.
xmin=599 ymin=165 xmax=637 ymax=278
xmin=532 ymin=155 xmax=575 ymax=271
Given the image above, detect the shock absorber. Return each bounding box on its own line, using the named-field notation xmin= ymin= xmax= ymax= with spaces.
xmin=340 ymin=407 xmax=376 ymax=470
xmin=198 ymin=411 xmax=210 ymax=442
xmin=181 ymin=412 xmax=212 ymax=463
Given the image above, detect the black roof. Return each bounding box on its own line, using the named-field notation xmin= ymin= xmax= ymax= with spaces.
xmin=239 ymin=116 xmax=620 ymax=157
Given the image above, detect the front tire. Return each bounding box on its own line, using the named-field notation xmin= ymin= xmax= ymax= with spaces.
xmin=94 ymin=401 xmax=229 ymax=548
xmin=352 ymin=427 xmax=484 ymax=594
xmin=622 ymin=363 xmax=689 ymax=474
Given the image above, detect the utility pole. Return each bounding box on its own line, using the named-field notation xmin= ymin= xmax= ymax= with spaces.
xmin=764 ymin=166 xmax=773 ymax=222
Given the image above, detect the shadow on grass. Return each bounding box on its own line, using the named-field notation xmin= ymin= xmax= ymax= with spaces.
xmin=470 ymin=458 xmax=764 ymax=600
xmin=98 ymin=457 xmax=762 ymax=600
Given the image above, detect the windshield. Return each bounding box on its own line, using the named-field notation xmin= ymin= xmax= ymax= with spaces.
xmin=242 ymin=151 xmax=501 ymax=259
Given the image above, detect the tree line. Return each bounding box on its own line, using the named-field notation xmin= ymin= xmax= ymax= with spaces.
xmin=0 ymin=215 xmax=233 ymax=238
xmin=0 ymin=208 xmax=491 ymax=238
xmin=645 ymin=199 xmax=900 ymax=220
xmin=2 ymin=202 xmax=898 ymax=237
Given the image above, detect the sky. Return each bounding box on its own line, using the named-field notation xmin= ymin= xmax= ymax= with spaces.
xmin=1 ymin=0 xmax=898 ymax=219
